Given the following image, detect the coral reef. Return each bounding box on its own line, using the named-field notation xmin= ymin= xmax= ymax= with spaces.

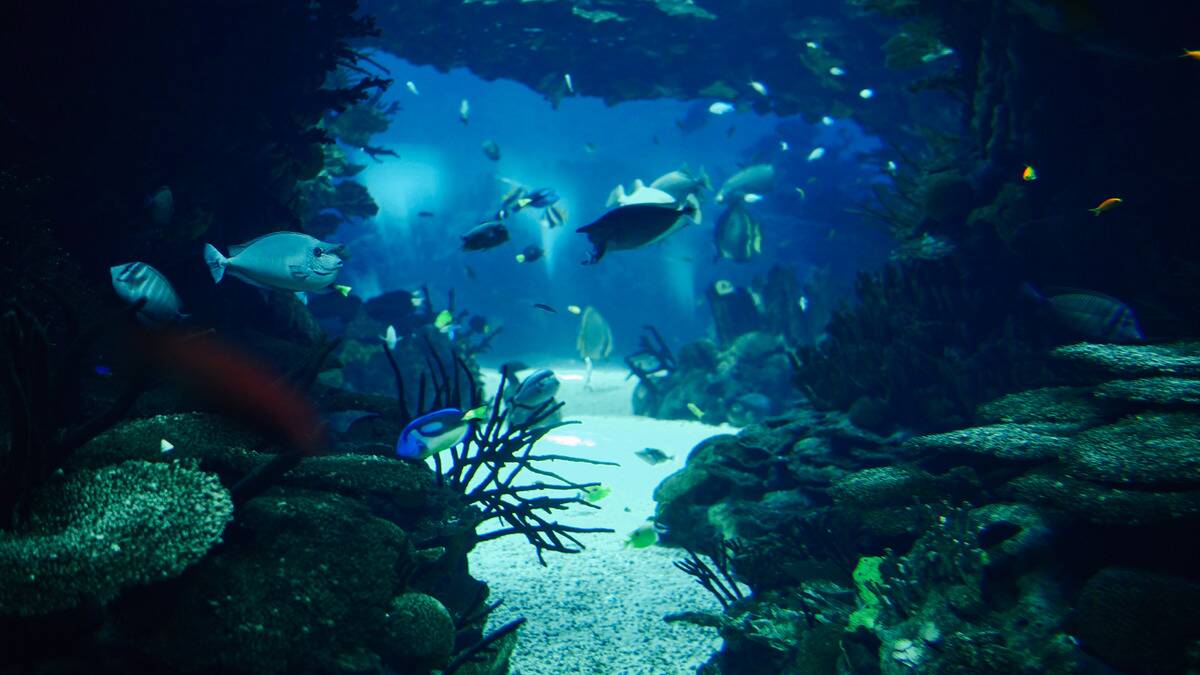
xmin=656 ymin=340 xmax=1200 ymax=673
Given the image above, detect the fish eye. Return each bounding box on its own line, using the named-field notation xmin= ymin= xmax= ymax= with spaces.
xmin=313 ymin=247 xmax=323 ymax=256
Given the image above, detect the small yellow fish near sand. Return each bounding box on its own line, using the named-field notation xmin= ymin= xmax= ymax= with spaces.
xmin=625 ymin=524 xmax=659 ymax=549
xmin=687 ymin=402 xmax=705 ymax=419
xmin=582 ymin=484 xmax=611 ymax=503
xmin=1021 ymin=165 xmax=1037 ymax=182
xmin=748 ymin=80 xmax=768 ymax=96
xmin=1089 ymin=197 xmax=1122 ymax=216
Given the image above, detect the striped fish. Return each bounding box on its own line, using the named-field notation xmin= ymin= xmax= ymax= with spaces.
xmin=1024 ymin=284 xmax=1143 ymax=343
xmin=110 ymin=262 xmax=186 ymax=328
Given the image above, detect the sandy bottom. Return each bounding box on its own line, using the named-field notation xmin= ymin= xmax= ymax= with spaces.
xmin=468 ymin=365 xmax=735 ymax=674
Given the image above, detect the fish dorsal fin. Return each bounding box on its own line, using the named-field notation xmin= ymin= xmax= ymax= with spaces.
xmin=229 ymin=232 xmax=281 ymax=257
xmin=633 ymin=179 xmax=646 ymax=190
xmin=1044 ymin=285 xmax=1127 ymax=305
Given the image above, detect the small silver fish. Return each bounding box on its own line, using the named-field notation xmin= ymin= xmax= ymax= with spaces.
xmin=110 ymin=262 xmax=186 ymax=328
xmin=406 ymin=80 xmax=420 ymax=95
xmin=807 ymin=147 xmax=826 ymax=161
xmin=564 ymin=73 xmax=574 ymax=93
xmin=634 ymin=447 xmax=673 ymax=465
xmin=204 ymin=232 xmax=345 ymax=292
xmin=459 ymin=99 xmax=470 ymax=124
xmin=708 ymin=101 xmax=734 ymax=115
xmin=748 ymin=80 xmax=768 ymax=96
xmin=381 ymin=324 xmax=398 ymax=350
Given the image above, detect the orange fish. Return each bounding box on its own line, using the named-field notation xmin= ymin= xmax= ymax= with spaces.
xmin=1021 ymin=165 xmax=1037 ymax=181
xmin=1181 ymin=49 xmax=1200 ymax=60
xmin=1089 ymin=197 xmax=1123 ymax=216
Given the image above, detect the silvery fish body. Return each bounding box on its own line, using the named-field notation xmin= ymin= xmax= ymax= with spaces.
xmin=716 ymin=163 xmax=775 ymax=202
xmin=110 ymin=261 xmax=186 ymax=328
xmin=649 ymin=167 xmax=710 ymax=202
xmin=204 ymin=232 xmax=344 ymax=292
xmin=507 ymin=369 xmax=562 ymax=429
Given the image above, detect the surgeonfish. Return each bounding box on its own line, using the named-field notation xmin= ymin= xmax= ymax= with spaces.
xmin=577 ymin=201 xmax=698 ymax=264
xmin=649 ymin=166 xmax=711 ymax=202
xmin=634 ymin=447 xmax=673 ymax=465
xmin=714 ymin=203 xmax=764 ymax=262
xmin=146 ymin=185 xmax=174 ymax=225
xmin=716 ymin=163 xmax=775 ymax=203
xmin=204 ymin=232 xmax=345 ymax=293
xmin=1089 ymin=197 xmax=1122 ymax=215
xmin=606 ymin=179 xmax=675 ymax=208
xmin=516 ymin=245 xmax=544 ymax=264
xmin=526 ymin=188 xmax=560 ymax=209
xmin=110 ymin=262 xmax=187 ymax=328
xmin=461 ymin=221 xmax=510 ymax=251
xmin=1022 ymin=284 xmax=1143 ymax=343
xmin=576 ymin=306 xmax=613 ymax=389
xmin=506 ymin=368 xmax=562 ymax=428
xmin=395 ymin=406 xmax=487 ymax=461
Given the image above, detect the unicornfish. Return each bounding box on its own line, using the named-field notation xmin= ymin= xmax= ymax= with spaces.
xmin=204 ymin=232 xmax=346 ymax=293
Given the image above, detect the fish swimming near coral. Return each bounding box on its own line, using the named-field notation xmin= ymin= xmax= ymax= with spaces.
xmin=577 ymin=306 xmax=613 ymax=389
xmin=576 ymin=201 xmax=697 ymax=264
xmin=516 ymin=245 xmax=544 ymax=264
xmin=1022 ymin=283 xmax=1143 ymax=343
xmin=110 ymin=262 xmax=187 ymax=328
xmin=506 ymin=368 xmax=562 ymax=428
xmin=716 ymin=163 xmax=775 ymax=202
xmin=395 ymin=406 xmax=487 ymax=460
xmin=204 ymin=232 xmax=345 ymax=293
xmin=380 ymin=324 xmax=398 ymax=351
xmin=625 ymin=523 xmax=659 ymax=548
xmin=582 ymin=484 xmax=611 ymax=503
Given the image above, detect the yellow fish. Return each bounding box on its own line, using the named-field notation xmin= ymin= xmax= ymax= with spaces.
xmin=1021 ymin=165 xmax=1037 ymax=182
xmin=625 ymin=524 xmax=658 ymax=549
xmin=687 ymin=402 xmax=705 ymax=419
xmin=1181 ymin=49 xmax=1200 ymax=61
xmin=1089 ymin=197 xmax=1123 ymax=216
xmin=434 ymin=309 xmax=454 ymax=330
xmin=582 ymin=485 xmax=611 ymax=503
xmin=567 ymin=304 xmax=582 ymax=315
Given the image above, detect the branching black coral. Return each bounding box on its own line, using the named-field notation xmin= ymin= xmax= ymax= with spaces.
xmin=674 ymin=538 xmax=747 ymax=610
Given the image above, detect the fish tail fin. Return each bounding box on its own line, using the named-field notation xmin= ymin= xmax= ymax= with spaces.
xmin=684 ymin=194 xmax=702 ymax=225
xmin=698 ymin=166 xmax=712 ymax=191
xmin=334 ymin=284 xmax=352 ymax=297
xmin=1088 ymin=207 xmax=1102 ymax=216
xmin=203 ymin=243 xmax=228 ymax=283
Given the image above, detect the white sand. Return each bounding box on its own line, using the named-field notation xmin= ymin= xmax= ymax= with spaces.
xmin=467 ymin=366 xmax=735 ymax=674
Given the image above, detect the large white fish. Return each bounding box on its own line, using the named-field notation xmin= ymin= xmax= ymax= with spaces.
xmin=204 ymin=232 xmax=345 ymax=292
xmin=716 ymin=164 xmax=775 ymax=203
xmin=607 ymin=179 xmax=676 ymax=208
xmin=110 ymin=261 xmax=187 ymax=328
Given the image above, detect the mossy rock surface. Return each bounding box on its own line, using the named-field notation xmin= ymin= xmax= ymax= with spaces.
xmin=1065 ymin=412 xmax=1200 ymax=487
xmin=1052 ymin=342 xmax=1200 ymax=378
xmin=380 ymin=592 xmax=455 ymax=671
xmin=975 ymin=386 xmax=1105 ymax=425
xmin=1007 ymin=468 xmax=1200 ymax=525
xmin=1093 ymin=377 xmax=1200 ymax=408
xmin=122 ymin=488 xmax=410 ymax=674
xmin=906 ymin=422 xmax=1074 ymax=462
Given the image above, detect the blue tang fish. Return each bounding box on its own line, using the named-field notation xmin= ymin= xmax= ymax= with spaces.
xmin=396 ymin=406 xmax=488 ymax=460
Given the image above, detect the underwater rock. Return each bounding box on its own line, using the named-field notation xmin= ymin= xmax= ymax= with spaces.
xmin=975 ymin=385 xmax=1106 ymax=425
xmin=706 ymin=490 xmax=813 ymax=541
xmin=918 ymin=171 xmax=975 ymax=227
xmin=380 ymin=592 xmax=455 ymax=672
xmin=906 ymin=422 xmax=1074 ymax=462
xmin=848 ymin=395 xmax=894 ymax=432
xmin=122 ymin=489 xmax=411 ymax=674
xmin=1093 ymin=376 xmax=1200 ymax=409
xmin=0 ymin=461 xmax=232 ymax=616
xmin=1052 ymin=342 xmax=1200 ymax=379
xmin=969 ymin=503 xmax=1057 ymax=576
xmin=707 ymin=282 xmax=763 ymax=348
xmin=1074 ymin=567 xmax=1200 ymax=674
xmin=70 ymin=412 xmax=264 ymax=470
xmin=1065 ymin=412 xmax=1200 ymax=488
xmin=1007 ymin=467 xmax=1200 ymax=525
xmin=829 ymin=465 xmax=979 ymax=509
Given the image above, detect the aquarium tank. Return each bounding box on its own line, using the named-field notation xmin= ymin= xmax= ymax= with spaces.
xmin=3 ymin=1 xmax=1200 ymax=673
